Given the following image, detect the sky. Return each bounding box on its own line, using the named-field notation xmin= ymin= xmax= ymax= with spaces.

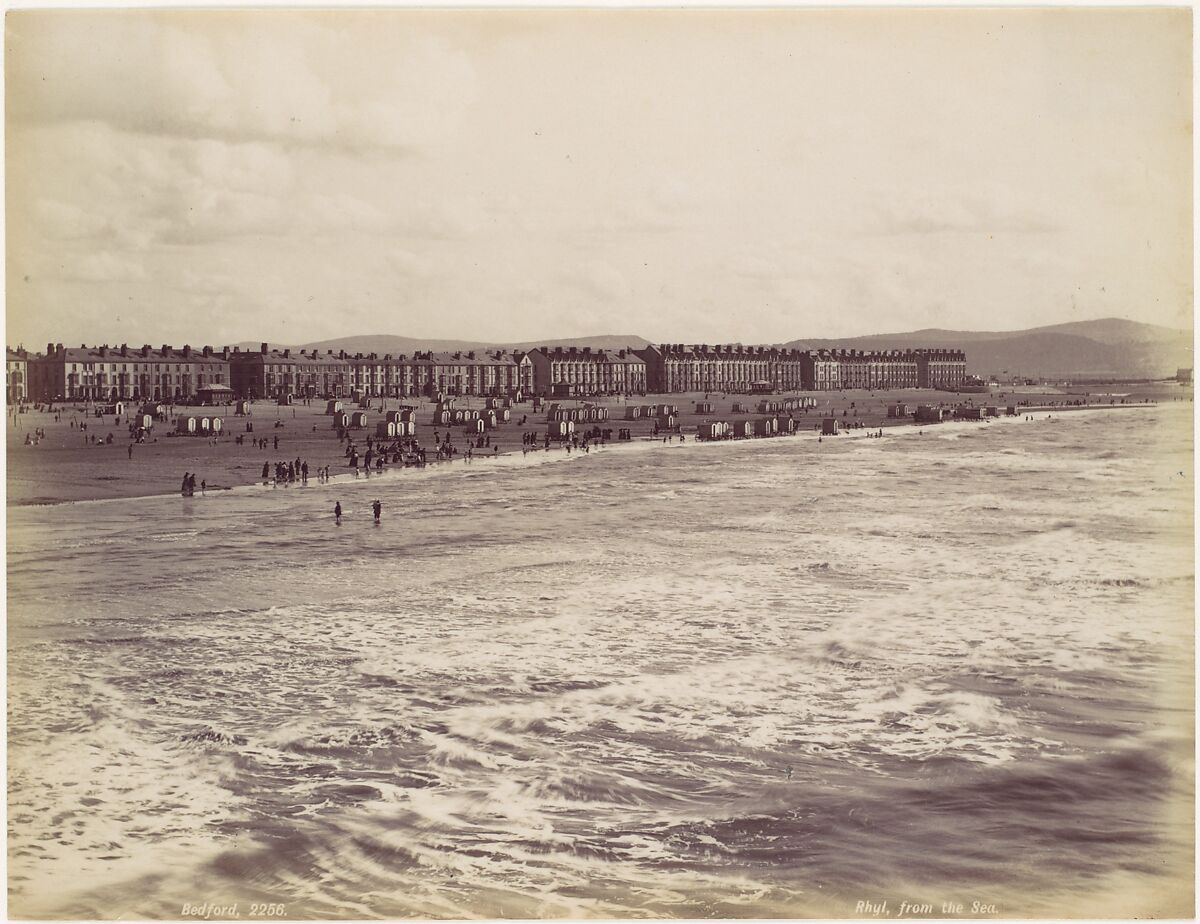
xmin=5 ymin=8 xmax=1193 ymax=350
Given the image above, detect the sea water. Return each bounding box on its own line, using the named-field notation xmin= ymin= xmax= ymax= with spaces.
xmin=7 ymin=407 xmax=1194 ymax=918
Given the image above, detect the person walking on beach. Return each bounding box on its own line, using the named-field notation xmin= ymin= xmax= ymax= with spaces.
xmin=127 ymin=443 xmax=133 ymax=460
xmin=372 ymin=500 xmax=382 ymax=524
xmin=334 ymin=502 xmax=342 ymax=525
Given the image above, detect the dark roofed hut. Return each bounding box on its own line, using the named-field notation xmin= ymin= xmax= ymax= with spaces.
xmin=196 ymin=384 xmax=235 ymax=406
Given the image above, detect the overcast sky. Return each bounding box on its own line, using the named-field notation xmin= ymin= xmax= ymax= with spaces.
xmin=6 ymin=8 xmax=1192 ymax=349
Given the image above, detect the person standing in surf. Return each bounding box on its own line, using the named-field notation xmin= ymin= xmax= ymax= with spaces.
xmin=372 ymin=500 xmax=382 ymax=523
xmin=334 ymin=501 xmax=342 ymax=525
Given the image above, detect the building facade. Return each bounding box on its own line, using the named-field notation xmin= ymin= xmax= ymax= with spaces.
xmin=914 ymin=349 xmax=967 ymax=389
xmin=30 ymin=343 xmax=232 ymax=402
xmin=23 ymin=339 xmax=969 ymax=401
xmin=527 ymin=347 xmax=647 ymax=397
xmin=7 ymin=349 xmax=29 ymax=402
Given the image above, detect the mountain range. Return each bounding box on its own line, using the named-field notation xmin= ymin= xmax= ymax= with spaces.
xmin=237 ymin=318 xmax=1192 ymax=380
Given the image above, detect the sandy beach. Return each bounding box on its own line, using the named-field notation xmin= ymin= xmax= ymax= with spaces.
xmin=5 ymin=382 xmax=1185 ymax=506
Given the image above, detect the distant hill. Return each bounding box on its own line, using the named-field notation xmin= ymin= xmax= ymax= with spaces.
xmin=231 ymin=317 xmax=1190 ymax=380
xmin=784 ymin=318 xmax=1192 ymax=380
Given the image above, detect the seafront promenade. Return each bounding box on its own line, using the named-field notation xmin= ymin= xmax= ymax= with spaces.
xmin=6 ymin=382 xmax=1185 ymax=506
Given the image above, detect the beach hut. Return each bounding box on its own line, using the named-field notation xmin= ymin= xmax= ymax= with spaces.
xmin=177 ymin=417 xmax=197 ymax=434
xmin=137 ymin=414 xmax=154 ymax=431
xmin=984 ymin=406 xmax=1000 ymax=417
xmin=775 ymin=416 xmax=796 ymax=434
xmin=551 ymin=420 xmax=575 ymax=439
xmin=821 ymin=418 xmax=840 ymax=436
xmin=385 ymin=410 xmax=402 ymax=424
xmin=731 ymin=402 xmax=747 ymax=414
xmin=955 ymin=407 xmax=984 ymax=420
xmin=397 ymin=421 xmax=416 ymax=437
xmin=1006 ymin=406 xmax=1017 ymax=416
xmin=695 ymin=402 xmax=714 ymax=414
xmin=278 ymin=393 xmax=293 ymax=406
xmin=326 ymin=400 xmax=344 ymax=415
xmin=734 ymin=420 xmax=754 ymax=438
xmin=432 ymin=410 xmax=450 ymax=425
xmin=235 ymin=400 xmax=251 ymax=417
xmin=468 ymin=419 xmax=485 ymax=434
xmin=197 ymin=417 xmax=211 ymax=433
xmin=698 ymin=421 xmax=729 ymax=440
xmin=209 ymin=417 xmax=223 ymax=434
xmin=333 ymin=411 xmax=349 ymax=429
xmin=376 ymin=421 xmax=397 ymax=438
xmin=350 ymin=411 xmax=368 ymax=429
xmin=753 ymin=418 xmax=777 ymax=437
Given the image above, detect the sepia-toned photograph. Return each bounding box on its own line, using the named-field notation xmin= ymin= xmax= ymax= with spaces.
xmin=5 ymin=6 xmax=1194 ymax=920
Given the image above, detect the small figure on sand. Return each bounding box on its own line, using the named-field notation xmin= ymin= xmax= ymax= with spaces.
xmin=372 ymin=500 xmax=382 ymax=523
xmin=334 ymin=501 xmax=342 ymax=525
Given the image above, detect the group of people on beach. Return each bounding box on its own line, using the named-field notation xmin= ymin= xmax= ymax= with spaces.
xmin=261 ymin=458 xmax=326 ymax=485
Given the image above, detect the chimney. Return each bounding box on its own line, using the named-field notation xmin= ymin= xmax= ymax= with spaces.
xmin=46 ymin=342 xmax=54 ymax=356
xmin=222 ymin=347 xmax=230 ymax=360
xmin=141 ymin=344 xmax=150 ymax=357
xmin=120 ymin=343 xmax=128 ymax=357
xmin=282 ymin=349 xmax=290 ymax=358
xmin=202 ymin=345 xmax=212 ymax=358
xmin=339 ymin=350 xmax=346 ymax=360
xmin=98 ymin=345 xmax=107 ymax=358
xmin=467 ymin=351 xmax=475 ymax=360
xmin=260 ymin=342 xmax=268 ymax=354
xmin=182 ymin=345 xmax=191 ymax=358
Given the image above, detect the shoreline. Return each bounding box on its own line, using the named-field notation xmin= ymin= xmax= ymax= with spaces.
xmin=5 ymin=400 xmax=1166 ymax=509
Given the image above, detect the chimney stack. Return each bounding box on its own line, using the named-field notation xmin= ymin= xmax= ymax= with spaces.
xmin=260 ymin=342 xmax=268 ymax=355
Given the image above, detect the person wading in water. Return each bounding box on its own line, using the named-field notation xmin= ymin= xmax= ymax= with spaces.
xmin=334 ymin=501 xmax=342 ymax=525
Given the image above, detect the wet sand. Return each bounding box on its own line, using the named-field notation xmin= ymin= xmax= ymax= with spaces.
xmin=5 ymin=383 xmax=1183 ymax=506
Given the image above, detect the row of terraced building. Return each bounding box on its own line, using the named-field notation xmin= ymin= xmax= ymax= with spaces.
xmin=9 ymin=341 xmax=966 ymax=403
